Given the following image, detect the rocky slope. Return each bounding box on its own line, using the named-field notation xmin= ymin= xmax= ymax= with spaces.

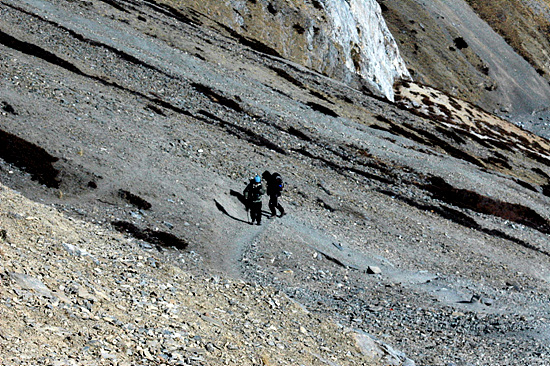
xmin=381 ymin=0 xmax=550 ymax=136
xmin=1 ymin=183 xmax=401 ymax=365
xmin=1 ymin=0 xmax=550 ymax=365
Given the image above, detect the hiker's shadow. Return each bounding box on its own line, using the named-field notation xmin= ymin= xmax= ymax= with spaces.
xmin=230 ymin=189 xmax=247 ymax=206
xmin=215 ymin=190 xmax=249 ymax=224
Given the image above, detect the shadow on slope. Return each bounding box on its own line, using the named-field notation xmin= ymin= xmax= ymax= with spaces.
xmin=423 ymin=176 xmax=550 ymax=236
xmin=0 ymin=129 xmax=60 ymax=188
xmin=111 ymin=221 xmax=188 ymax=250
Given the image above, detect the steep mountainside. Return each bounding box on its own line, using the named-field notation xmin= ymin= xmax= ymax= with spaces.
xmin=380 ymin=0 xmax=550 ymax=136
xmin=1 ymin=0 xmax=550 ymax=365
xmin=466 ymin=0 xmax=550 ymax=80
xmin=1 ymin=183 xmax=398 ymax=365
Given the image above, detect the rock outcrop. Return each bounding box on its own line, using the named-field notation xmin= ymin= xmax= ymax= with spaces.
xmin=182 ymin=0 xmax=410 ymax=100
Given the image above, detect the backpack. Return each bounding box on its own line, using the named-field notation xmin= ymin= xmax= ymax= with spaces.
xmin=244 ymin=180 xmax=263 ymax=202
xmin=271 ymin=173 xmax=284 ymax=195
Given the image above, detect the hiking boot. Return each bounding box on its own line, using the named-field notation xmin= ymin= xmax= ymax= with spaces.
xmin=256 ymin=222 xmax=261 ymax=226
xmin=278 ymin=212 xmax=286 ymax=217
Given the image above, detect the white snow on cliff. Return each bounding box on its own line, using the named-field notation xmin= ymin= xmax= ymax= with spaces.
xmin=322 ymin=0 xmax=411 ymax=100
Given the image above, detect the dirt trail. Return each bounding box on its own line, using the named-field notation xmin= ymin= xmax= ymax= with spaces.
xmin=211 ymin=193 xmax=274 ymax=278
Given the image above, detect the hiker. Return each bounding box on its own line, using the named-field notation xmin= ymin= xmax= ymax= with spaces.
xmin=262 ymin=170 xmax=285 ymax=218
xmin=243 ymin=174 xmax=265 ymax=225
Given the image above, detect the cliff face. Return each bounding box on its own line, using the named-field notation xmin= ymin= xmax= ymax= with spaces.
xmin=321 ymin=0 xmax=411 ymax=99
xmin=178 ymin=0 xmax=410 ymax=100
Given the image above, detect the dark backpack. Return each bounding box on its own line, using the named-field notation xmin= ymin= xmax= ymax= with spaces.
xmin=271 ymin=173 xmax=284 ymax=195
xmin=244 ymin=181 xmax=263 ymax=202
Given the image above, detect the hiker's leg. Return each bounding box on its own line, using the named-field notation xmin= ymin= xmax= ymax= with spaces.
xmin=278 ymin=202 xmax=285 ymax=215
xmin=273 ymin=195 xmax=284 ymax=216
xmin=251 ymin=206 xmax=258 ymax=223
xmin=268 ymin=196 xmax=277 ymax=216
xmin=252 ymin=202 xmax=261 ymax=224
xmin=257 ymin=203 xmax=262 ymax=224
xmin=272 ymin=195 xmax=284 ymax=216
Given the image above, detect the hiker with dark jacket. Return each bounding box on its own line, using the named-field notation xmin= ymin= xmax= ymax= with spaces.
xmin=262 ymin=170 xmax=285 ymax=218
xmin=243 ymin=174 xmax=266 ymax=225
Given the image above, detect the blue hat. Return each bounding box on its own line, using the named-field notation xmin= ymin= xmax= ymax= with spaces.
xmin=254 ymin=175 xmax=261 ymax=183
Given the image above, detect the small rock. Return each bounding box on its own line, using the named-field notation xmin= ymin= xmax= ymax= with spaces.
xmin=367 ymin=305 xmax=383 ymax=312
xmin=62 ymin=243 xmax=92 ymax=258
xmin=470 ymin=294 xmax=481 ymax=303
xmin=77 ymin=287 xmax=97 ymax=302
xmin=186 ymin=347 xmax=205 ymax=354
xmin=147 ymin=257 xmax=159 ymax=268
xmin=140 ymin=242 xmax=154 ymax=250
xmin=8 ymin=272 xmax=54 ymax=298
xmin=205 ymin=342 xmax=216 ymax=352
xmin=367 ymin=266 xmax=382 ymax=275
xmin=226 ymin=343 xmax=239 ymax=350
xmin=201 ymin=314 xmax=223 ymax=327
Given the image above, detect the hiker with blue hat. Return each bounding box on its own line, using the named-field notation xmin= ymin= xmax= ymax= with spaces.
xmin=243 ymin=174 xmax=266 ymax=225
